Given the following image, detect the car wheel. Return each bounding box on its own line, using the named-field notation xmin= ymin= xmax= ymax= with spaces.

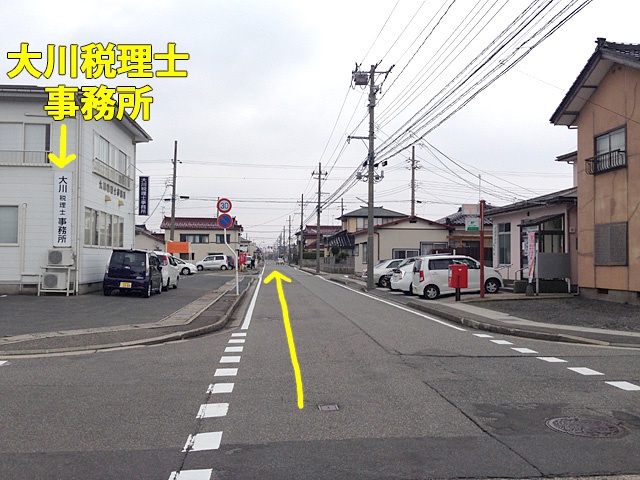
xmin=197 ymin=265 xmax=204 ymax=271
xmin=423 ymin=284 xmax=440 ymax=300
xmin=221 ymin=265 xmax=228 ymax=270
xmin=173 ymin=276 xmax=179 ymax=289
xmin=162 ymin=278 xmax=169 ymax=291
xmin=143 ymin=282 xmax=152 ymax=298
xmin=103 ymin=288 xmax=112 ymax=296
xmin=485 ymin=278 xmax=500 ymax=294
xmin=182 ymin=267 xmax=190 ymax=276
xmin=378 ymin=276 xmax=390 ymax=288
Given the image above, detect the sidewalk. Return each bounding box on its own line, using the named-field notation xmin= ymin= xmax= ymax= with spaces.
xmin=327 ymin=273 xmax=640 ymax=348
xmin=0 ymin=278 xmax=254 ymax=356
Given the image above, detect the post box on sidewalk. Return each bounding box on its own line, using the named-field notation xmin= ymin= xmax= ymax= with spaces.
xmin=449 ymin=264 xmax=468 ymax=301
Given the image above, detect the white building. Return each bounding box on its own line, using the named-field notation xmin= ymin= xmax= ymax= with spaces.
xmin=0 ymin=85 xmax=152 ymax=294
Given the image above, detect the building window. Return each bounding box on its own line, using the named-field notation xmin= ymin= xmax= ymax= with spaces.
xmin=420 ymin=242 xmax=448 ymax=255
xmin=392 ymin=249 xmax=420 ymax=259
xmin=180 ymin=233 xmax=209 ymax=243
xmin=215 ymin=234 xmax=231 ymax=244
xmin=0 ymin=122 xmax=51 ymax=164
xmin=586 ymin=127 xmax=626 ymax=175
xmin=497 ymin=222 xmax=511 ymax=265
xmin=0 ymin=206 xmax=19 ymax=244
xmin=353 ymin=244 xmax=359 ymax=256
xmin=84 ymin=207 xmax=123 ymax=247
xmin=362 ymin=242 xmax=367 ymax=263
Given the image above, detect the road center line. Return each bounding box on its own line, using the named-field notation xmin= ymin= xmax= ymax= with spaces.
xmin=207 ymin=383 xmax=234 ymax=393
xmin=568 ymin=367 xmax=605 ymax=376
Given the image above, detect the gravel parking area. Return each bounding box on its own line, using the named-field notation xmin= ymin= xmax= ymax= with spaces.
xmin=469 ymin=296 xmax=640 ymax=332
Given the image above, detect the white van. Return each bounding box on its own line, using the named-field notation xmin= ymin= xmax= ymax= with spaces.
xmin=412 ymin=255 xmax=502 ymax=300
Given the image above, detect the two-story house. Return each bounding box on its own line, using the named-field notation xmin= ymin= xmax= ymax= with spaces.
xmin=551 ymin=38 xmax=640 ymax=304
xmin=0 ymin=85 xmax=151 ymax=294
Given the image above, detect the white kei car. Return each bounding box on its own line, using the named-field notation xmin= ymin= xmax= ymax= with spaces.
xmin=389 ymin=257 xmax=419 ymax=295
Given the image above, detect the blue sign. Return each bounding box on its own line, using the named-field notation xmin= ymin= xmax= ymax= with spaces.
xmin=218 ymin=213 xmax=232 ymax=229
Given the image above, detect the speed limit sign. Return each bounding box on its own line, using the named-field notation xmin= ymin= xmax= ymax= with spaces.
xmin=217 ymin=198 xmax=232 ymax=213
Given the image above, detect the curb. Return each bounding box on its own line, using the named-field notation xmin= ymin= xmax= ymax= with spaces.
xmin=0 ymin=279 xmax=254 ymax=357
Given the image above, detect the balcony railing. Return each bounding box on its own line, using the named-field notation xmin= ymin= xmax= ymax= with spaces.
xmin=585 ymin=149 xmax=626 ymax=175
xmin=0 ymin=149 xmax=50 ymax=165
xmin=92 ymin=158 xmax=132 ymax=190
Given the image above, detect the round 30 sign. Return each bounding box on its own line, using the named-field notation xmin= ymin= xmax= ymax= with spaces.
xmin=217 ymin=198 xmax=232 ymax=213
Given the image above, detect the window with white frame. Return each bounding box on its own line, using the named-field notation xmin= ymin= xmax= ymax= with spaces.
xmin=0 ymin=206 xmax=19 ymax=243
xmin=84 ymin=207 xmax=123 ymax=247
xmin=94 ymin=133 xmax=128 ymax=175
xmin=392 ymin=248 xmax=419 ymax=259
xmin=498 ymin=222 xmax=511 ymax=264
xmin=0 ymin=123 xmax=50 ymax=164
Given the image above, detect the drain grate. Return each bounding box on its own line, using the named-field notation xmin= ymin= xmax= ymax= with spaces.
xmin=545 ymin=417 xmax=628 ymax=438
xmin=318 ymin=404 xmax=339 ymax=412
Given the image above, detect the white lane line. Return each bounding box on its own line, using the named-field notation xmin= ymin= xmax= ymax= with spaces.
xmin=182 ymin=432 xmax=223 ymax=452
xmin=241 ymin=266 xmax=264 ymax=330
xmin=225 ymin=346 xmax=243 ymax=353
xmin=197 ymin=403 xmax=229 ymax=418
xmin=232 ymin=332 xmax=247 ymax=337
xmin=568 ymin=367 xmax=605 ymax=376
xmin=207 ymin=383 xmax=234 ymax=394
xmin=228 ymin=339 xmax=245 ymax=344
xmin=214 ymin=368 xmax=238 ymax=377
xmin=490 ymin=340 xmax=513 ymax=345
xmin=473 ymin=334 xmax=493 ymax=338
xmin=220 ymin=356 xmax=241 ymax=363
xmin=537 ymin=357 xmax=568 ymax=363
xmin=168 ymin=468 xmax=213 ymax=480
xmin=606 ymin=381 xmax=640 ymax=391
xmin=322 ymin=278 xmax=466 ymax=331
xmin=512 ymin=348 xmax=538 ymax=354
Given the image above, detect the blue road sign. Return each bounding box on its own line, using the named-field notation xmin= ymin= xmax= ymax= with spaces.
xmin=218 ymin=213 xmax=233 ymax=229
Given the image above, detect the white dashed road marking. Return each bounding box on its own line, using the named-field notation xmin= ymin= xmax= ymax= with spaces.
xmin=512 ymin=348 xmax=538 ymax=354
xmin=214 ymin=368 xmax=238 ymax=377
xmin=197 ymin=403 xmax=229 ymax=419
xmin=490 ymin=339 xmax=513 ymax=345
xmin=225 ymin=346 xmax=243 ymax=353
xmin=182 ymin=431 xmax=223 ymax=452
xmin=207 ymin=383 xmax=234 ymax=394
xmin=0 ymin=361 xmax=8 ymax=366
xmin=537 ymin=357 xmax=568 ymax=363
xmin=473 ymin=334 xmax=493 ymax=338
xmin=606 ymin=381 xmax=640 ymax=391
xmin=232 ymin=332 xmax=247 ymax=337
xmin=220 ymin=356 xmax=241 ymax=363
xmin=168 ymin=468 xmax=213 ymax=480
xmin=568 ymin=367 xmax=605 ymax=376
xmin=228 ymin=339 xmax=245 ymax=344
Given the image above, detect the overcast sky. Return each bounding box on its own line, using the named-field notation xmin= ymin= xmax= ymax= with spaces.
xmin=4 ymin=0 xmax=639 ymax=247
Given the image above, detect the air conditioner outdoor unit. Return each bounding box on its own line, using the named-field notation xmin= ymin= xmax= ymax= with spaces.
xmin=41 ymin=272 xmax=68 ymax=290
xmin=48 ymin=249 xmax=74 ymax=266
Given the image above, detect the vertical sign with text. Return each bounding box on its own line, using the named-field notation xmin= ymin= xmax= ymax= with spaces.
xmin=53 ymin=171 xmax=72 ymax=247
xmin=138 ymin=176 xmax=149 ymax=215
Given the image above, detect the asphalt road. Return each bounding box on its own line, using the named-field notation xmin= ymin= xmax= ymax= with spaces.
xmin=0 ymin=264 xmax=639 ymax=479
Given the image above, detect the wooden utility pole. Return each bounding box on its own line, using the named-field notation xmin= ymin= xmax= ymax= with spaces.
xmin=410 ymin=146 xmax=416 ymax=217
xmin=299 ymin=194 xmax=304 ymax=268
xmin=312 ymin=163 xmax=326 ymax=274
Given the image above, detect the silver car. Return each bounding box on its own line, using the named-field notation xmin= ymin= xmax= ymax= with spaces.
xmin=362 ymin=258 xmax=404 ymax=288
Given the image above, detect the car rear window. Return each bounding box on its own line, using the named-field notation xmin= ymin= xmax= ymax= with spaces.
xmin=429 ymin=258 xmax=453 ymax=270
xmin=109 ymin=251 xmax=146 ymax=274
xmin=413 ymin=259 xmax=422 ymax=272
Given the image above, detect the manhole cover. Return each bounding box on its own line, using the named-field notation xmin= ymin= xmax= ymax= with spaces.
xmin=318 ymin=404 xmax=339 ymax=412
xmin=545 ymin=417 xmax=628 ymax=438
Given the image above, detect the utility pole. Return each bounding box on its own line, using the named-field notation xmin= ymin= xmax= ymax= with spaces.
xmin=170 ymin=140 xmax=178 ymax=241
xmin=312 ymin=162 xmax=327 ymax=274
xmin=288 ymin=216 xmax=292 ymax=265
xmin=299 ymin=194 xmax=304 ymax=268
xmin=410 ymin=146 xmax=416 ymax=217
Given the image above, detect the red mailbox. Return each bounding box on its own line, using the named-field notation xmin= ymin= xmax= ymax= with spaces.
xmin=448 ymin=264 xmax=468 ymax=289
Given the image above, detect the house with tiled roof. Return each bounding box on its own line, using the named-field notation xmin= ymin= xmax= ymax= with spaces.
xmin=437 ymin=204 xmax=495 ymax=262
xmin=159 ymin=216 xmax=243 ymax=262
xmin=134 ymin=224 xmax=165 ymax=252
xmin=551 ymin=38 xmax=640 ymax=304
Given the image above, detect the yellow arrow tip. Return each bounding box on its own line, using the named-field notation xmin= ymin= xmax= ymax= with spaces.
xmin=264 ymin=270 xmax=291 ymax=284
xmin=48 ymin=152 xmax=76 ymax=169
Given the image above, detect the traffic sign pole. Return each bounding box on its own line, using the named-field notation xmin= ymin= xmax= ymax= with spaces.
xmin=218 ymin=204 xmax=238 ymax=295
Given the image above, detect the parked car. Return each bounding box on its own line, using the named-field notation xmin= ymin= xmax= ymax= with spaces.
xmin=103 ymin=249 xmax=163 ymax=298
xmin=389 ymin=257 xmax=419 ymax=294
xmin=411 ymin=254 xmax=502 ymax=300
xmin=362 ymin=258 xmax=404 ymax=287
xmin=276 ymin=257 xmax=285 ymax=265
xmin=172 ymin=256 xmax=197 ymax=275
xmin=155 ymin=251 xmax=180 ymax=290
xmin=197 ymin=253 xmax=229 ymax=271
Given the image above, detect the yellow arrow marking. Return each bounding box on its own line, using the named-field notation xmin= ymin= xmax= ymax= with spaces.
xmin=48 ymin=123 xmax=77 ymax=169
xmin=264 ymin=270 xmax=304 ymax=409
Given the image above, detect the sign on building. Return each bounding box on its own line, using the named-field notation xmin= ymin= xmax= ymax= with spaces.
xmin=465 ymin=216 xmax=480 ymax=231
xmin=138 ymin=176 xmax=149 ymax=215
xmin=53 ymin=171 xmax=72 ymax=247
